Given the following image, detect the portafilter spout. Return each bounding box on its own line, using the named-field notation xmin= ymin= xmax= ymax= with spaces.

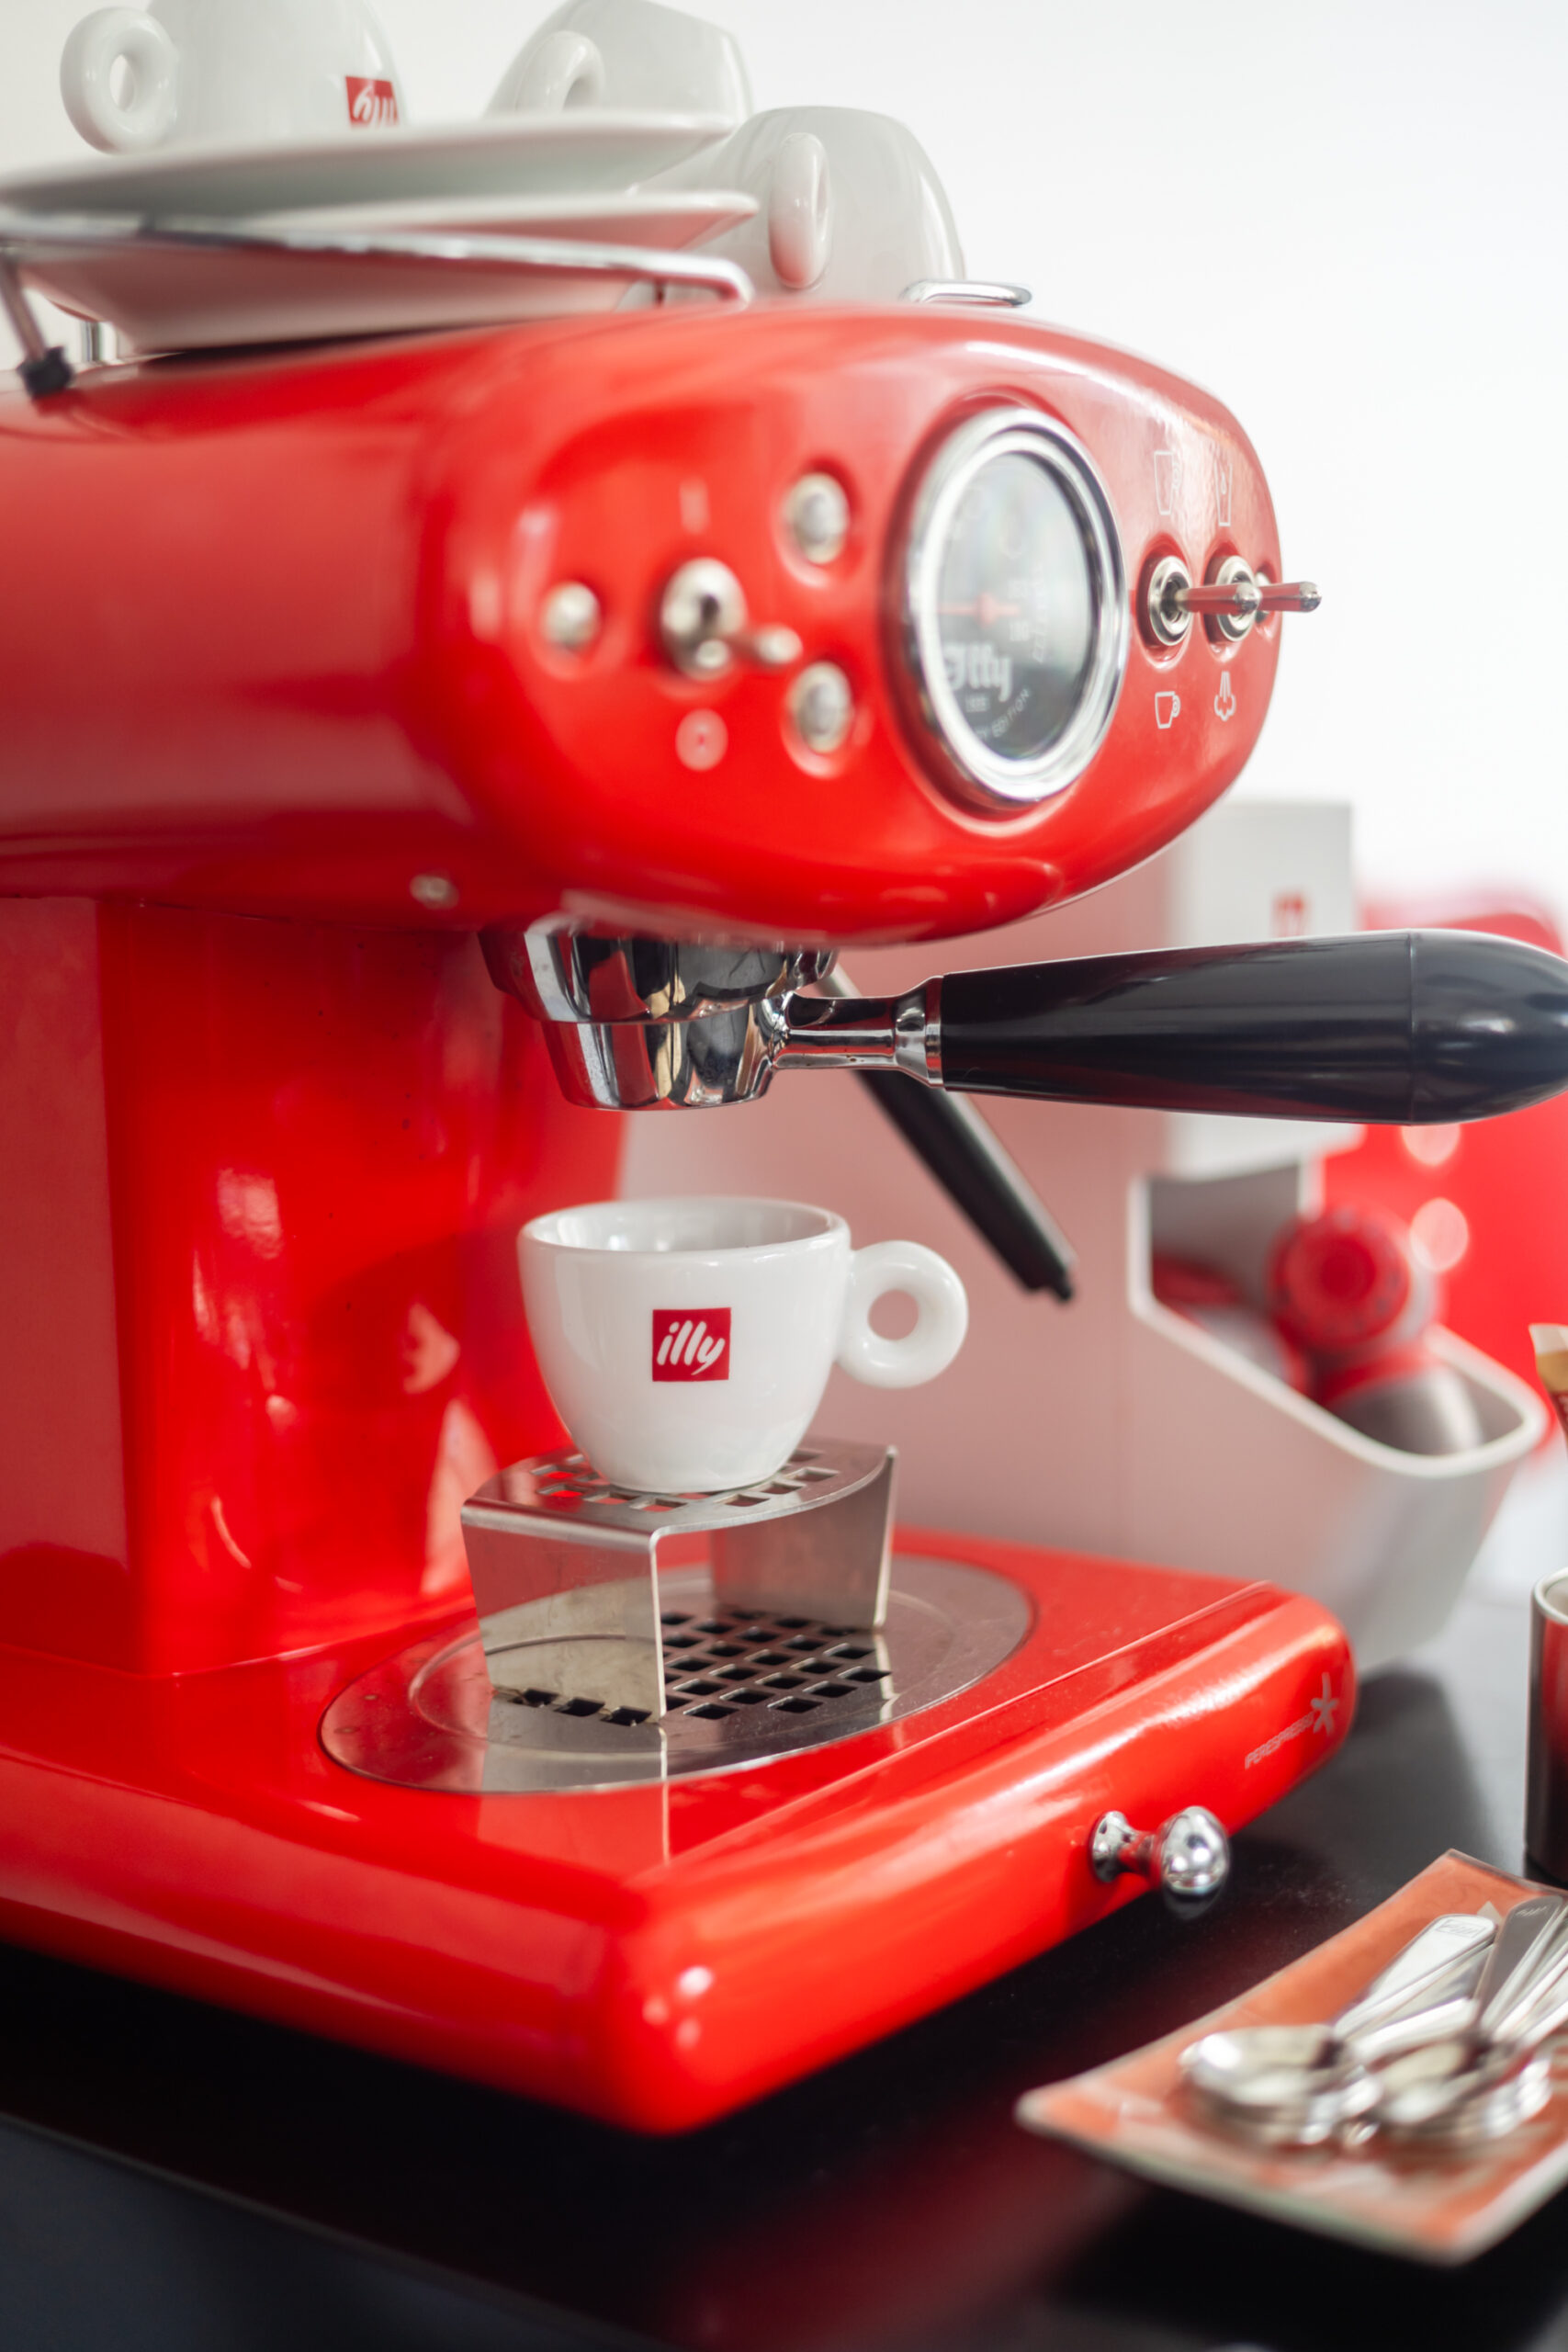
xmin=487 ymin=924 xmax=1568 ymax=1130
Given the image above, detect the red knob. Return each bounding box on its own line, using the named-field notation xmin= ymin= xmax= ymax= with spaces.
xmin=1267 ymin=1206 xmax=1426 ymax=1355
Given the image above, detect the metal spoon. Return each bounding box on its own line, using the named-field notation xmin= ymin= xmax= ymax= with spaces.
xmin=1378 ymin=1903 xmax=1568 ymax=2139
xmin=1372 ymin=1894 xmax=1568 ymax=2132
xmin=1181 ymin=1912 xmax=1496 ymax=2117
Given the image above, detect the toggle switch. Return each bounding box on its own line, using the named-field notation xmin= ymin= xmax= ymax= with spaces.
xmin=1145 ymin=554 xmax=1320 ymax=647
xmin=1089 ymin=1805 xmax=1230 ymax=1908
xmin=660 ymin=559 xmax=804 ymax=679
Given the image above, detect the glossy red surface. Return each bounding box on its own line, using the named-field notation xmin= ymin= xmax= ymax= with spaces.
xmin=0 ymin=302 xmax=1313 ymax=2123
xmin=0 ymin=1524 xmax=1351 ymax=2132
xmin=0 ymin=305 xmax=1280 ymax=944
xmin=0 ymin=899 xmax=620 ymax=1671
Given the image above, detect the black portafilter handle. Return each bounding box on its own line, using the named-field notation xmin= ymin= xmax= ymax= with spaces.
xmin=926 ymin=930 xmax=1568 ymax=1123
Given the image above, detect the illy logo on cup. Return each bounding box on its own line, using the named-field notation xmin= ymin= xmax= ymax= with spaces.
xmin=652 ymin=1307 xmax=731 ymax=1382
xmin=345 ymin=75 xmax=400 ymax=126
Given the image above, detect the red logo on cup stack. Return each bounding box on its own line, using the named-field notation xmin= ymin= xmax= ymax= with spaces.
xmin=652 ymin=1308 xmax=730 ymax=1382
xmin=345 ymin=76 xmax=400 ymax=127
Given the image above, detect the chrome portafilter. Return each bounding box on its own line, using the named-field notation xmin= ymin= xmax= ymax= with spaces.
xmin=482 ymin=926 xmax=1081 ymax=1297
xmin=484 ymin=921 xmax=1568 ymax=1314
xmin=487 ymin=922 xmax=1568 ymax=1127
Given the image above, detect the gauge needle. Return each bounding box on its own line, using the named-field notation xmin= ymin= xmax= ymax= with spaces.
xmin=939 ymin=595 xmax=1021 ymax=624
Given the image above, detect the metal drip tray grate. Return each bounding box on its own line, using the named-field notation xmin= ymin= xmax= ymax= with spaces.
xmin=523 ymin=1446 xmax=845 ymax=1517
xmin=321 ymin=1555 xmax=1031 ymax=1794
xmin=507 ymin=1601 xmax=891 ymax=1726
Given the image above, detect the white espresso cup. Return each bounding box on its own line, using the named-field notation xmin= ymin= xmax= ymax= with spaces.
xmin=520 ymin=1196 xmax=967 ymax=1494
xmin=60 ymin=0 xmax=404 ymax=155
xmin=487 ymin=0 xmax=750 ymax=122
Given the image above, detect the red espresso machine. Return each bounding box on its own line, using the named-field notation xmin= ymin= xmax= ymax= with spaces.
xmin=3 ymin=277 xmax=1567 ymax=2131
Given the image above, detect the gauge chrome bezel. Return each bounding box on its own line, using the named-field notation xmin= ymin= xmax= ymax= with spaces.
xmin=898 ymin=407 xmax=1129 ymax=813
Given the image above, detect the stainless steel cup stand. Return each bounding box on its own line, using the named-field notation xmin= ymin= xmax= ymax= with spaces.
xmin=321 ymin=1439 xmax=1030 ymax=1794
xmin=460 ymin=1439 xmax=896 ymax=1722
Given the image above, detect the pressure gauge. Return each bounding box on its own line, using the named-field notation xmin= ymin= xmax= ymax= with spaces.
xmin=897 ymin=408 xmax=1127 ymax=812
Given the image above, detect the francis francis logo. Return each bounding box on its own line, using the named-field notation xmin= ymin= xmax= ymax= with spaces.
xmin=652 ymin=1308 xmax=730 ymax=1382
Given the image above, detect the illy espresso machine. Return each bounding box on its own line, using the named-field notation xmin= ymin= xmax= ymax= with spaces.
xmin=4 ymin=151 xmax=1568 ymax=2127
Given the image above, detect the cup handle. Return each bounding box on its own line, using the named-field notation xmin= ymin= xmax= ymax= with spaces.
xmin=836 ymin=1240 xmax=968 ymax=1390
xmin=61 ymin=8 xmax=178 ymax=153
xmin=487 ymin=29 xmax=606 ymax=117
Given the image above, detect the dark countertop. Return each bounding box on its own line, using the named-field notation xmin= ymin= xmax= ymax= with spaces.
xmin=5 ymin=1465 xmax=1568 ymax=2352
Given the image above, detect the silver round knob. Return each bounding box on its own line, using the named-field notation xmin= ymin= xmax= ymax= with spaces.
xmin=790 ymin=661 xmax=854 ymax=754
xmin=1145 ymin=554 xmax=1193 ymax=646
xmin=540 ymin=580 xmax=603 ymax=654
xmin=784 ymin=472 xmax=850 ymax=565
xmin=1090 ymin=1804 xmax=1230 ymax=1909
xmin=1157 ymin=1806 xmax=1231 ymax=1903
xmin=1207 ymin=554 xmax=1261 ymax=642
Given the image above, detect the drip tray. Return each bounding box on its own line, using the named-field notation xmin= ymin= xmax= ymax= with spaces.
xmin=321 ymin=1555 xmax=1030 ymax=1793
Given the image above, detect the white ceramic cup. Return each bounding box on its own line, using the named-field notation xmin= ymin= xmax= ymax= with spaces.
xmin=521 ymin=1196 xmax=968 ymax=1494
xmin=60 ymin=0 xmax=404 ymax=155
xmin=651 ymin=107 xmax=964 ymax=304
xmin=487 ymin=0 xmax=750 ymax=122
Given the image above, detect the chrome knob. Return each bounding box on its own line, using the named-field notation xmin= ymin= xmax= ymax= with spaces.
xmin=659 ymin=559 xmax=803 ymax=678
xmin=540 ymin=580 xmax=603 ymax=653
xmin=1090 ymin=1805 xmax=1230 ymax=1908
xmin=790 ymin=661 xmax=854 ymax=753
xmin=1145 ymin=554 xmax=1320 ymax=647
xmin=784 ymin=472 xmax=850 ymax=565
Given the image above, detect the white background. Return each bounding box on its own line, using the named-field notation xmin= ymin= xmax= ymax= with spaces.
xmin=3 ymin=0 xmax=1564 ymax=913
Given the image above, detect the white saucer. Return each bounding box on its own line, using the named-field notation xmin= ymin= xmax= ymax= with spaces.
xmin=9 ymin=211 xmax=749 ymax=355
xmin=0 ymin=112 xmax=731 ymax=221
xmin=253 ymin=187 xmax=756 ymax=244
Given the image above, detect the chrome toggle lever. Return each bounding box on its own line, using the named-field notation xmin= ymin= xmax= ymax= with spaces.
xmin=1146 ymin=553 xmax=1321 ymax=646
xmin=1255 ymin=580 xmax=1324 ymax=615
xmin=1090 ymin=1806 xmax=1231 ymax=1907
xmin=660 ymin=558 xmax=803 ymax=677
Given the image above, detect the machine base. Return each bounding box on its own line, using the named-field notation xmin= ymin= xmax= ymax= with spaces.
xmin=0 ymin=1526 xmax=1352 ymax=2132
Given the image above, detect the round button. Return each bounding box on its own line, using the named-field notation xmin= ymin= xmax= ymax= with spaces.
xmin=789 ymin=662 xmax=854 ymax=755
xmin=784 ymin=473 xmax=850 ymax=566
xmin=676 ymin=709 xmax=728 ymax=771
xmin=540 ymin=581 xmax=602 ymax=653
